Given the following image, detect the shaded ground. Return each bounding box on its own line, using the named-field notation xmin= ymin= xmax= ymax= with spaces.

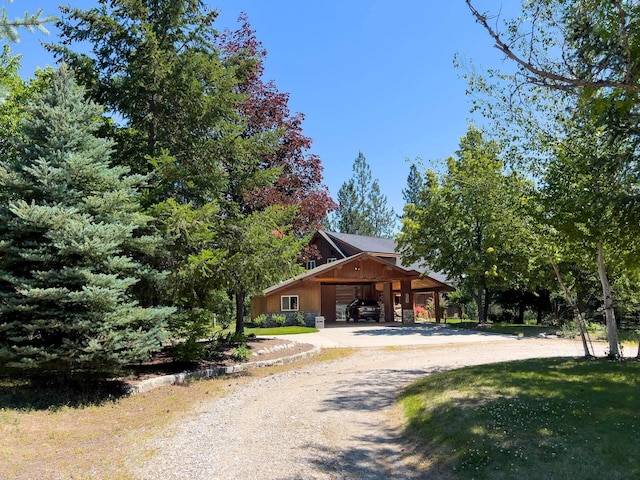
xmin=124 ymin=337 xmax=315 ymax=381
xmin=135 ymin=337 xmax=595 ymax=479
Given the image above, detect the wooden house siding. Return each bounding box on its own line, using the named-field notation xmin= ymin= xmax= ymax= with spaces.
xmin=251 ymin=233 xmax=455 ymax=324
xmin=309 ymin=236 xmax=343 ymax=265
xmin=256 ymin=282 xmax=321 ymax=315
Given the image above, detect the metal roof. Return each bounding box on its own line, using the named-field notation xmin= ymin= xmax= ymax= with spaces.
xmin=324 ymin=231 xmax=397 ymax=256
xmin=323 ymin=231 xmax=451 ymax=284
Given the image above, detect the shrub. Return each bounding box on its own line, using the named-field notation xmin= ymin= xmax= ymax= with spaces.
xmin=231 ymin=345 xmax=251 ymax=362
xmin=414 ymin=305 xmax=429 ymax=320
xmin=271 ymin=314 xmax=286 ymax=327
xmin=253 ymin=314 xmax=267 ymax=328
xmin=171 ymin=338 xmax=205 ymax=362
xmin=558 ymin=322 xmax=578 ymax=339
xmin=294 ymin=312 xmax=306 ymax=326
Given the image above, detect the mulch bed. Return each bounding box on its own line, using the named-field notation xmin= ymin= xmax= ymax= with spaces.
xmin=123 ymin=337 xmax=316 ymax=382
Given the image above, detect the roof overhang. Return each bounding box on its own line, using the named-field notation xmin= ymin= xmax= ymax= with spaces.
xmin=261 ymin=252 xmax=453 ymax=296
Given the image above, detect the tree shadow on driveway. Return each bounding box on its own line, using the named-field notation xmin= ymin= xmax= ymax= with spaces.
xmin=317 ymin=367 xmax=446 ymax=413
xmin=350 ymin=324 xmax=511 ymax=338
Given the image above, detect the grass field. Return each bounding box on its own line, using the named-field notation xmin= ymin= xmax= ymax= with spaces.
xmin=399 ymin=357 xmax=640 ymax=479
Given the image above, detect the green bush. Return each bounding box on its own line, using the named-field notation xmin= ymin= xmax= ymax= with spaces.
xmin=558 ymin=322 xmax=578 ymax=339
xmin=231 ymin=345 xmax=251 ymax=362
xmin=168 ymin=308 xmax=214 ymax=360
xmin=171 ymin=338 xmax=205 ymax=362
xmin=271 ymin=314 xmax=286 ymax=327
xmin=253 ymin=314 xmax=267 ymax=328
xmin=294 ymin=312 xmax=306 ymax=326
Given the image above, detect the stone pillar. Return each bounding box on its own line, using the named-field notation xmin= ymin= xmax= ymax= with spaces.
xmin=400 ymin=280 xmax=414 ymax=325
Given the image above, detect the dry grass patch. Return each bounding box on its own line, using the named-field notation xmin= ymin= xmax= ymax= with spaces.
xmin=1 ymin=348 xmax=353 ymax=479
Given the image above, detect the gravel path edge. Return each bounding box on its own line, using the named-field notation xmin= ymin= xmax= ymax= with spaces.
xmin=127 ymin=344 xmax=322 ymax=395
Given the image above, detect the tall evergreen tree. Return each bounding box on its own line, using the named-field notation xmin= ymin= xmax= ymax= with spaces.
xmin=335 ymin=179 xmax=364 ymax=235
xmin=369 ymin=180 xmax=395 ymax=238
xmin=332 ymin=152 xmax=396 ymax=237
xmin=0 ymin=68 xmax=173 ymax=380
xmin=51 ymin=2 xmax=310 ymax=337
xmin=402 ymin=163 xmax=424 ymax=205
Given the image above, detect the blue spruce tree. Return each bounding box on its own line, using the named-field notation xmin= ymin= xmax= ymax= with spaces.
xmin=0 ymin=67 xmax=173 ymax=380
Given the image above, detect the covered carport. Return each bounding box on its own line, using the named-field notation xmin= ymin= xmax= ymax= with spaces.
xmin=251 ymin=252 xmax=454 ymax=325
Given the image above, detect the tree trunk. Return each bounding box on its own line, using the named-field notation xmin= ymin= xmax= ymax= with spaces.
xmin=235 ymin=290 xmax=246 ymax=335
xmin=475 ymin=288 xmax=486 ymax=324
xmin=483 ymin=290 xmax=492 ymax=323
xmin=536 ymin=302 xmax=543 ymax=325
xmin=597 ymin=242 xmax=620 ymax=359
xmin=549 ymin=254 xmax=593 ymax=357
xmin=516 ymin=302 xmax=525 ymax=324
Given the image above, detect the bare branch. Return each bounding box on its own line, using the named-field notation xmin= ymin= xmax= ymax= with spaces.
xmin=611 ymin=0 xmax=633 ymax=85
xmin=465 ymin=0 xmax=640 ymax=94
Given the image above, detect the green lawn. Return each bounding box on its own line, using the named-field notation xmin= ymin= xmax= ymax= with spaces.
xmin=399 ymin=358 xmax=640 ymax=479
xmin=245 ymin=325 xmax=318 ymax=336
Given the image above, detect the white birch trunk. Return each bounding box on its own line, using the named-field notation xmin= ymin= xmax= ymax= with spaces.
xmin=549 ymin=254 xmax=592 ymax=357
xmin=597 ymin=242 xmax=620 ymax=358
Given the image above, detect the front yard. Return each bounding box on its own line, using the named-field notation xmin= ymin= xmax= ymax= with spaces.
xmin=399 ymin=357 xmax=640 ymax=479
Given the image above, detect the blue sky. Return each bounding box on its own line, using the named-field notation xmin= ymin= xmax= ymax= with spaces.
xmin=9 ymin=1 xmax=514 ymax=215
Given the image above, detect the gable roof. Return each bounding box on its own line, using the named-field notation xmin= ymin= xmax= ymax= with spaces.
xmin=320 ymin=230 xmax=451 ymax=285
xmin=263 ymin=252 xmax=422 ymax=296
xmin=323 ymin=231 xmax=397 ymax=256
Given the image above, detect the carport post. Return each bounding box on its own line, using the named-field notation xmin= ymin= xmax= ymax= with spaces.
xmin=382 ymin=282 xmax=393 ymax=322
xmin=434 ymin=292 xmax=441 ymax=323
xmin=400 ymin=280 xmax=415 ymax=325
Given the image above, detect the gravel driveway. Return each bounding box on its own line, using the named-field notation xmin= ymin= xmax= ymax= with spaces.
xmin=135 ymin=335 xmax=598 ymax=480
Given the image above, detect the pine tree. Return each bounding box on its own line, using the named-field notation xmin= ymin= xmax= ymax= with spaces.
xmin=51 ymin=1 xmax=305 ymax=339
xmin=332 ymin=152 xmax=396 ymax=237
xmin=0 ymin=5 xmax=55 ymax=42
xmin=402 ymin=163 xmax=424 ymax=205
xmin=0 ymin=67 xmax=173 ymax=380
xmin=369 ymin=180 xmax=395 ymax=238
xmin=335 ymin=179 xmax=366 ymax=234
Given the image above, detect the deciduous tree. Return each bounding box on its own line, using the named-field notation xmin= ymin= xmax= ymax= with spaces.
xmin=217 ymin=16 xmax=335 ymax=235
xmin=466 ymin=0 xmax=640 ymax=357
xmin=398 ymin=126 xmax=534 ymax=323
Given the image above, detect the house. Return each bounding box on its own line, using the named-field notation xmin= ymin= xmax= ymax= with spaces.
xmin=250 ymin=230 xmax=454 ymax=325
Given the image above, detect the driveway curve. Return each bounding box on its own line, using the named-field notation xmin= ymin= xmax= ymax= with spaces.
xmin=135 ymin=327 xmax=601 ymax=480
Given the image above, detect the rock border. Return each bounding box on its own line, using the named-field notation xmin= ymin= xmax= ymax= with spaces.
xmin=127 ymin=344 xmax=321 ymax=395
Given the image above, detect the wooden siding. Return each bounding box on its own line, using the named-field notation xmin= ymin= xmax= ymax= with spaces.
xmin=309 ymin=236 xmax=343 ymax=265
xmin=335 ymin=285 xmax=357 ymax=305
xmin=260 ymin=281 xmax=321 ymax=314
xmin=321 ymin=284 xmax=337 ymax=321
xmin=315 ymin=257 xmax=407 ymax=283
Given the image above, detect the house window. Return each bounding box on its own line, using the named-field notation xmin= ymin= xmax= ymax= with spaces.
xmin=281 ymin=295 xmax=299 ymax=311
xmin=327 ymin=257 xmax=337 ymax=263
xmin=306 ymin=260 xmax=316 ymax=270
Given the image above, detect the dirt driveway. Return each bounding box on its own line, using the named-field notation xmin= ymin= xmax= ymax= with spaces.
xmin=135 ymin=331 xmax=599 ymax=480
